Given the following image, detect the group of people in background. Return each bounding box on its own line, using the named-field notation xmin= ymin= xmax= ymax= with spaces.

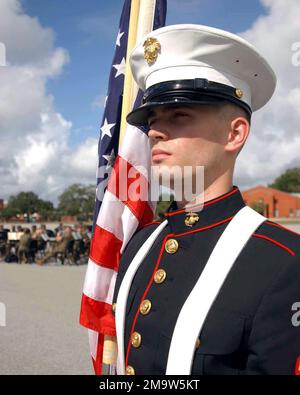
xmin=0 ymin=223 xmax=91 ymax=265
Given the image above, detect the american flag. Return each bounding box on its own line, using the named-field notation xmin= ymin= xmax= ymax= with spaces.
xmin=79 ymin=0 xmax=167 ymax=375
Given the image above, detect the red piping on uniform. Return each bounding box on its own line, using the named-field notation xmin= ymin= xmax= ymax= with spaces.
xmin=175 ymin=216 xmax=234 ymax=238
xmin=143 ymin=221 xmax=162 ymax=228
xmin=125 ymin=215 xmax=234 ymax=366
xmin=125 ymin=234 xmax=173 ymax=367
xmin=164 ymin=186 xmax=239 ymax=217
xmin=253 ymin=233 xmax=295 ymax=256
xmin=265 ymin=220 xmax=300 ymax=237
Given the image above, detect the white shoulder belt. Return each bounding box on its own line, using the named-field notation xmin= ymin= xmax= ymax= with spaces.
xmin=115 ymin=206 xmax=266 ymax=375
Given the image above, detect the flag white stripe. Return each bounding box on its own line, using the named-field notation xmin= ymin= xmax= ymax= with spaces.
xmin=97 ymin=191 xmax=126 ymax=241
xmin=83 ymin=258 xmax=117 ymax=304
xmin=120 ymin=205 xmax=140 ymax=253
xmin=88 ymin=329 xmax=99 ymax=361
xmin=97 ymin=190 xmax=140 ymax=245
xmin=119 ymin=125 xmax=151 ymax=180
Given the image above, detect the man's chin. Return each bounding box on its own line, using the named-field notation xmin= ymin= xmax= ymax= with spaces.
xmin=151 ymin=164 xmax=183 ymax=186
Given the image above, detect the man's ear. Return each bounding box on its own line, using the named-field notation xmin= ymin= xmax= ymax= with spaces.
xmin=224 ymin=117 xmax=250 ymax=155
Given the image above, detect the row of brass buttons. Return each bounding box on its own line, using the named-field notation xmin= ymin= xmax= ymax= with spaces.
xmin=126 ymin=238 xmax=179 ymax=374
xmin=125 ymin=337 xmax=199 ymax=375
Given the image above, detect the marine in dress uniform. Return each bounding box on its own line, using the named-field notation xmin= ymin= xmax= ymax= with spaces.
xmin=112 ymin=24 xmax=300 ymax=375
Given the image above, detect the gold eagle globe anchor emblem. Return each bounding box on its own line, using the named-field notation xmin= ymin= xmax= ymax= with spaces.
xmin=143 ymin=37 xmax=161 ymax=65
xmin=185 ymin=212 xmax=200 ymax=227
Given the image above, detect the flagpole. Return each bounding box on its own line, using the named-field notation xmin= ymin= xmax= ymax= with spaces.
xmin=119 ymin=0 xmax=141 ymax=147
xmin=102 ymin=0 xmax=141 ymax=375
xmin=102 ymin=0 xmax=158 ymax=375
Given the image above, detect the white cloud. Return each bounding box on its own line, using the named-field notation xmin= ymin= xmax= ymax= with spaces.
xmin=69 ymin=137 xmax=98 ymax=175
xmin=0 ymin=0 xmax=97 ymax=205
xmin=1 ymin=0 xmax=299 ymax=206
xmin=234 ymin=0 xmax=300 ymax=190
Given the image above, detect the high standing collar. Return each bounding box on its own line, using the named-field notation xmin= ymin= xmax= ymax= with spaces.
xmin=164 ymin=186 xmax=246 ymax=234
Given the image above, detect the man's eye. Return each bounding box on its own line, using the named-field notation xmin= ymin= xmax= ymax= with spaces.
xmin=173 ymin=112 xmax=188 ymax=118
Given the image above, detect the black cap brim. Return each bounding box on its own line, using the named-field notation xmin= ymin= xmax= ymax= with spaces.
xmin=126 ymin=97 xmax=231 ymax=127
xmin=126 ymin=79 xmax=252 ymax=127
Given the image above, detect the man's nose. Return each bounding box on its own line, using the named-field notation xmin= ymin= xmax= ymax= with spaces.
xmin=148 ymin=125 xmax=169 ymax=141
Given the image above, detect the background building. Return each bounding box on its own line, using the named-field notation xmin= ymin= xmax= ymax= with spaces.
xmin=242 ymin=185 xmax=300 ymax=218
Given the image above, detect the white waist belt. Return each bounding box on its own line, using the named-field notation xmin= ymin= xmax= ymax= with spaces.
xmin=115 ymin=206 xmax=266 ymax=375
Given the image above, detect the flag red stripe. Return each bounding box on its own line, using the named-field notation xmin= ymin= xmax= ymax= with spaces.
xmin=80 ymin=293 xmax=116 ymax=335
xmin=92 ymin=341 xmax=103 ymax=375
xmin=107 ymin=155 xmax=154 ymax=227
xmin=90 ymin=226 xmax=122 ymax=271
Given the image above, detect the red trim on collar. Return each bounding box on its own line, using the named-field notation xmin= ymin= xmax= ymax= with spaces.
xmin=164 ymin=187 xmax=239 ymax=217
xmin=174 ymin=216 xmax=234 ymax=237
xmin=253 ymin=233 xmax=295 ymax=256
xmin=142 ymin=221 xmax=162 ymax=228
xmin=295 ymin=357 xmax=300 ymax=375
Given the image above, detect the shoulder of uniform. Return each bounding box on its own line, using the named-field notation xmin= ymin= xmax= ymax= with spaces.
xmin=141 ymin=220 xmax=163 ymax=229
xmin=121 ymin=220 xmax=163 ymax=257
xmin=130 ymin=220 xmax=163 ymax=243
xmin=252 ymin=220 xmax=300 ymax=256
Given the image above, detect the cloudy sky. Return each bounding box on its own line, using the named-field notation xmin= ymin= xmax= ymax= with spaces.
xmin=0 ymin=0 xmax=299 ymax=205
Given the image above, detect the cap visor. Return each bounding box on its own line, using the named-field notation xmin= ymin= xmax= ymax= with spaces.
xmin=126 ymin=97 xmax=227 ymax=127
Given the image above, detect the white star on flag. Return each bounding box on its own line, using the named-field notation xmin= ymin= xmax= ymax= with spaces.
xmin=113 ymin=57 xmax=126 ymax=78
xmin=116 ymin=30 xmax=124 ymax=47
xmin=102 ymin=149 xmax=116 ymax=168
xmin=100 ymin=118 xmax=115 ymax=140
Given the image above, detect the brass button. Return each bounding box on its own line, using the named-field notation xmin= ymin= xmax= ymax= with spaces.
xmin=131 ymin=331 xmax=142 ymax=348
xmin=140 ymin=299 xmax=152 ymax=315
xmin=195 ymin=338 xmax=201 ymax=349
xmin=112 ymin=303 xmax=116 ymax=313
xmin=154 ymin=269 xmax=167 ymax=284
xmin=165 ymin=238 xmax=179 ymax=254
xmin=235 ymin=88 xmax=243 ymax=98
xmin=126 ymin=365 xmax=135 ymax=375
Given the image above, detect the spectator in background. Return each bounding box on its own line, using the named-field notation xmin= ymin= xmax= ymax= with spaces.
xmin=55 ymin=222 xmax=63 ymax=235
xmin=0 ymin=225 xmax=8 ymax=258
xmin=18 ymin=228 xmax=31 ymax=264
xmin=36 ymin=226 xmax=74 ymax=265
xmin=35 ymin=224 xmax=49 ymax=257
xmin=72 ymin=224 xmax=83 ymax=261
xmin=38 ymin=224 xmax=49 ymax=241
xmin=31 ymin=225 xmax=38 ymax=240
xmin=81 ymin=225 xmax=91 ymax=254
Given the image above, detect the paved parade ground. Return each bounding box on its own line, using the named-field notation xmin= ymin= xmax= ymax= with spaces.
xmin=0 ymin=262 xmax=93 ymax=375
xmin=0 ymin=223 xmax=299 ymax=375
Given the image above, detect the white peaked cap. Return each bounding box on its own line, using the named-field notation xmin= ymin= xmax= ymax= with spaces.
xmin=126 ymin=24 xmax=276 ymax=126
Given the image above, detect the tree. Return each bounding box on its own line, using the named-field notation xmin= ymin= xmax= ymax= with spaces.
xmin=269 ymin=168 xmax=300 ymax=192
xmin=57 ymin=184 xmax=95 ymax=220
xmin=250 ymin=201 xmax=266 ymax=215
xmin=155 ymin=193 xmax=174 ymax=220
xmin=1 ymin=191 xmax=54 ymax=219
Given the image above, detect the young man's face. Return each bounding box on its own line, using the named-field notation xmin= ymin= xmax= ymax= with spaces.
xmin=147 ymin=104 xmax=229 ymax=187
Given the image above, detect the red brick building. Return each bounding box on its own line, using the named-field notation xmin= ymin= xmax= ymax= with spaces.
xmin=241 ymin=185 xmax=300 ymax=218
